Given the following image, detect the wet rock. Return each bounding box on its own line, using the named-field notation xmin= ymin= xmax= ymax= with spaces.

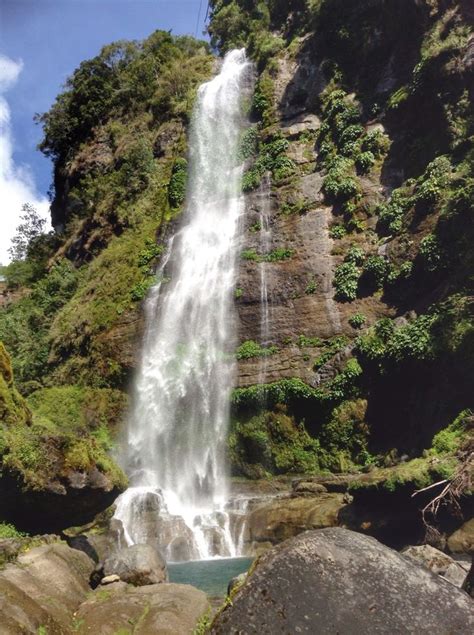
xmin=0 ymin=542 xmax=94 ymax=632
xmin=211 ymin=528 xmax=474 ymax=634
xmin=103 ymin=544 xmax=167 ymax=586
xmin=448 ymin=518 xmax=474 ymax=554
xmin=402 ymin=544 xmax=470 ymax=588
xmin=244 ymin=493 xmax=347 ymax=552
xmin=281 ymin=113 xmax=321 ymax=139
xmin=76 ymin=582 xmax=210 ymax=635
xmin=292 ymin=480 xmax=328 ymax=495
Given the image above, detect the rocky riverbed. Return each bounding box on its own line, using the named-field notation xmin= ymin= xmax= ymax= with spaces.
xmin=1 ymin=525 xmax=472 ymax=634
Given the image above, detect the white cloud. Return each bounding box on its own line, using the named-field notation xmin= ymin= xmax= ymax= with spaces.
xmin=0 ymin=54 xmax=50 ymax=265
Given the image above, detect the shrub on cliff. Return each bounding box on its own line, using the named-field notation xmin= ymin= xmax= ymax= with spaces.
xmin=229 ymin=409 xmax=320 ymax=477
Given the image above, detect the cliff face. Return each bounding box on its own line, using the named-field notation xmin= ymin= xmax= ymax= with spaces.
xmin=225 ymin=0 xmax=473 ymax=474
xmin=0 ymin=3 xmax=472 ymax=491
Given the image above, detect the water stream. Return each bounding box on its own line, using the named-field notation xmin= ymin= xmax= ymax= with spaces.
xmin=115 ymin=50 xmax=251 ymax=561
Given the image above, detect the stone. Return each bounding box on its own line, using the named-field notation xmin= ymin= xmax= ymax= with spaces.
xmin=103 ymin=543 xmax=167 ymax=586
xmin=76 ymin=582 xmax=210 ymax=635
xmin=402 ymin=544 xmax=469 ymax=588
xmin=244 ymin=493 xmax=346 ymax=552
xmin=0 ymin=542 xmax=95 ymax=632
xmin=292 ymin=480 xmax=328 ymax=495
xmin=211 ymin=528 xmax=474 ymax=634
xmin=101 ymin=574 xmax=121 ymax=585
xmin=448 ymin=518 xmax=474 ymax=554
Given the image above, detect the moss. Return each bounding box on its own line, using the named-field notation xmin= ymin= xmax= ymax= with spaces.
xmin=0 ymin=384 xmax=127 ymax=491
xmin=319 ymin=399 xmax=373 ymax=471
xmin=229 ymin=409 xmax=321 ymax=477
xmin=0 ymin=342 xmax=32 ymax=427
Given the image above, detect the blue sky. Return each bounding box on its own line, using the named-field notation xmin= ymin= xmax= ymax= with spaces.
xmin=0 ymin=0 xmax=210 ymax=262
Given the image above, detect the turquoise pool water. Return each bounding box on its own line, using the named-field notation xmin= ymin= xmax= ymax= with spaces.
xmin=168 ymin=557 xmax=253 ymax=597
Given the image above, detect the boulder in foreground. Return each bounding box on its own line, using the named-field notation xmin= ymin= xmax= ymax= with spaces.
xmin=0 ymin=542 xmax=94 ymax=633
xmin=211 ymin=527 xmax=474 ymax=634
xmin=75 ymin=581 xmax=210 ymax=634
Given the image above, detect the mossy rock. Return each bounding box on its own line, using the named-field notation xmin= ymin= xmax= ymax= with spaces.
xmin=0 ymin=341 xmax=32 ymax=427
xmin=0 ymin=380 xmax=128 ymax=533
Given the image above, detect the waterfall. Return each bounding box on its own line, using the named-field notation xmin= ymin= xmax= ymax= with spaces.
xmin=115 ymin=50 xmax=251 ymax=561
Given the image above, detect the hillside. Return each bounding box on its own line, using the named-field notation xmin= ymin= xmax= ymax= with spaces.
xmin=0 ymin=0 xmax=472 ymax=536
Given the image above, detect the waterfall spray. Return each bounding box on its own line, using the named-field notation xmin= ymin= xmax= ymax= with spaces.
xmin=115 ymin=50 xmax=251 ymax=561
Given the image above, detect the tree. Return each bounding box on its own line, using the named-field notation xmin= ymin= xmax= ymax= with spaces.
xmin=8 ymin=204 xmax=47 ymax=262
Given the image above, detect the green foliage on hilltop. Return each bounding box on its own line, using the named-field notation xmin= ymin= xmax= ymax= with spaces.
xmin=37 ymin=33 xmax=212 ymax=161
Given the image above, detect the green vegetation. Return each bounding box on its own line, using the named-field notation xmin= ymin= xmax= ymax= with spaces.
xmin=281 ymin=198 xmax=312 ymax=216
xmin=297 ymin=335 xmax=322 ymax=348
xmin=37 ymin=32 xmax=212 ymax=161
xmin=240 ymin=247 xmax=294 ymax=263
xmin=329 ymin=224 xmax=347 ymax=239
xmin=418 ymin=234 xmax=444 ymax=273
xmin=0 ymin=342 xmax=126 ymax=491
xmin=232 ymin=358 xmax=362 ymax=410
xmin=333 ymin=261 xmax=360 ymax=301
xmin=168 ymin=158 xmax=188 ymax=208
xmin=238 ymin=125 xmax=258 ymax=161
xmin=0 ymin=522 xmax=25 ymax=539
xmin=319 ymin=399 xmax=373 ymax=471
xmin=235 ymin=340 xmax=278 ymax=360
xmin=349 ymin=313 xmax=366 ymax=329
xmin=362 ymin=255 xmax=390 ymax=290
xmin=229 ymin=409 xmax=320 ymax=478
xmin=305 ymin=277 xmax=318 ymax=294
xmin=242 ymin=134 xmax=295 ymax=192
xmin=313 ymin=336 xmax=349 ymax=370
xmin=0 ymin=261 xmax=80 ymax=392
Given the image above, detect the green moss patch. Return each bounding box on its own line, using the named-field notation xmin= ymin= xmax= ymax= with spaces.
xmin=0 ymin=383 xmax=127 ymax=491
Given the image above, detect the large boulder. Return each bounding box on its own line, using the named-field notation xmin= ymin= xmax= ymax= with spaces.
xmin=103 ymin=543 xmax=167 ymax=586
xmin=75 ymin=581 xmax=210 ymax=635
xmin=211 ymin=528 xmax=474 ymax=634
xmin=0 ymin=542 xmax=95 ymax=633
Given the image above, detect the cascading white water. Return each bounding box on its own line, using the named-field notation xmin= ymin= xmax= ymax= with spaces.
xmin=115 ymin=50 xmax=251 ymax=561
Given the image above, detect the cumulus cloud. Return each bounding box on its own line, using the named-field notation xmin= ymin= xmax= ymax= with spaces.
xmin=0 ymin=54 xmax=50 ymax=264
